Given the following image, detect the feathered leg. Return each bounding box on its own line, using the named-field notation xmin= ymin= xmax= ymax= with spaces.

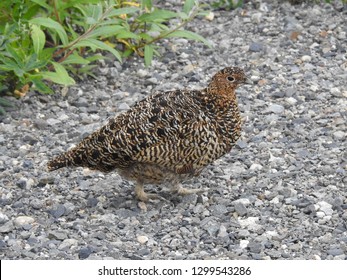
xmin=171 ymin=183 xmax=209 ymax=195
xmin=135 ymin=182 xmax=160 ymax=202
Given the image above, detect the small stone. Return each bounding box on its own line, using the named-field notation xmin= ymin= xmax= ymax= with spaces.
xmin=240 ymin=240 xmax=249 ymax=249
xmin=46 ymin=118 xmax=61 ymax=126
xmin=238 ymin=217 xmax=260 ymax=230
xmin=251 ymin=12 xmax=262 ymax=23
xmin=316 ymin=211 xmax=325 ymax=218
xmin=0 ymin=221 xmax=14 ymax=233
xmin=137 ymin=235 xmax=149 ymax=244
xmin=48 ymin=231 xmax=68 ymax=240
xmin=333 ymin=131 xmax=345 ymax=140
xmin=118 ymin=102 xmax=130 ymax=110
xmin=138 ymin=248 xmax=151 ymax=256
xmin=30 ymin=198 xmax=44 ymax=210
xmin=236 ymin=140 xmax=247 ymax=149
xmin=317 ymin=201 xmax=333 ymax=216
xmin=16 ymin=178 xmax=28 ymax=188
xmin=50 ymin=204 xmax=66 ymax=218
xmin=327 ymin=248 xmax=344 ymax=256
xmin=137 ymin=69 xmax=148 ymax=78
xmin=250 ymin=163 xmax=263 ymax=171
xmin=58 ymin=239 xmax=78 ymax=250
xmin=0 ymin=240 xmax=6 ymax=249
xmin=285 ymin=97 xmax=297 ymax=105
xmin=301 ymin=55 xmax=312 ymax=62
xmin=13 ymin=216 xmax=35 ymax=227
xmin=234 ymin=202 xmax=248 ymax=216
xmin=87 ymin=197 xmax=98 ymax=208
xmin=146 ymin=77 xmax=158 ymax=85
xmin=205 ymin=11 xmax=214 ymax=21
xmin=0 ymin=212 xmax=9 ymax=224
xmin=79 ymin=247 xmax=93 ymax=259
xmin=330 ymin=87 xmax=341 ymax=96
xmin=247 ymin=241 xmax=263 ymax=254
xmin=217 ymin=225 xmax=228 ymax=238
xmin=249 ymin=42 xmax=264 ymax=52
xmin=39 ymin=175 xmax=55 ymax=185
xmin=234 ymin=198 xmax=251 ymax=205
xmin=268 ymin=104 xmax=284 ymax=114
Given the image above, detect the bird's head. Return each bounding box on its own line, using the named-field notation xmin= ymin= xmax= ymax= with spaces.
xmin=207 ymin=67 xmax=252 ymax=99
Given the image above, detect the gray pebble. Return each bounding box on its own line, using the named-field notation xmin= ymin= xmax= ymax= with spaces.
xmin=48 ymin=231 xmax=68 ymax=240
xmin=79 ymin=247 xmax=93 ymax=259
xmin=249 ymin=42 xmax=264 ymax=52
xmin=50 ymin=204 xmax=66 ymax=218
xmin=327 ymin=248 xmax=344 ymax=257
xmin=0 ymin=221 xmax=14 ymax=233
xmin=234 ymin=202 xmax=248 ymax=216
xmin=268 ymin=104 xmax=285 ymax=114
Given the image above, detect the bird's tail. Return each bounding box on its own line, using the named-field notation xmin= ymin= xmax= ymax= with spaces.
xmin=47 ymin=148 xmax=81 ymax=171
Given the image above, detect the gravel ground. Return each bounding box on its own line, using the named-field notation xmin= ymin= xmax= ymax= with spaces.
xmin=0 ymin=0 xmax=346 ymax=260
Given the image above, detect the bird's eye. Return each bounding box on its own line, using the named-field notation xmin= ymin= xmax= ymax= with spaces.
xmin=227 ymin=76 xmax=235 ymax=82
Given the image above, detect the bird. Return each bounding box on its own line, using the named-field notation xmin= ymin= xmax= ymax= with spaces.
xmin=47 ymin=67 xmax=250 ymax=202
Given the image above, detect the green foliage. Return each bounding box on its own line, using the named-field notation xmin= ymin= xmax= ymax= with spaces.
xmin=0 ymin=0 xmax=209 ymax=109
xmin=0 ymin=96 xmax=14 ymax=115
xmin=211 ymin=0 xmax=244 ymax=10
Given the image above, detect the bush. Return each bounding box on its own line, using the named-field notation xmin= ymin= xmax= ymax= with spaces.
xmin=0 ymin=0 xmax=210 ymax=102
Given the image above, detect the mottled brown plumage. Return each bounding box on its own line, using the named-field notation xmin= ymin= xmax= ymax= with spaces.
xmin=47 ymin=67 xmax=250 ymax=201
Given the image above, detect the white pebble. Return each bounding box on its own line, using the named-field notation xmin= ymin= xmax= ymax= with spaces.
xmin=14 ymin=216 xmax=35 ymax=227
xmin=317 ymin=201 xmax=334 ymax=216
xmin=285 ymin=97 xmax=297 ymax=105
xmin=240 ymin=240 xmax=249 ymax=249
xmin=238 ymin=217 xmax=259 ymax=228
xmin=250 ymin=163 xmax=263 ymax=171
xmin=333 ymin=131 xmax=345 ymax=140
xmin=301 ymin=55 xmax=312 ymax=62
xmin=137 ymin=69 xmax=148 ymax=78
xmin=137 ymin=235 xmax=149 ymax=244
xmin=234 ymin=198 xmax=251 ymax=206
xmin=330 ymin=87 xmax=340 ymax=95
xmin=316 ymin=211 xmax=325 ymax=218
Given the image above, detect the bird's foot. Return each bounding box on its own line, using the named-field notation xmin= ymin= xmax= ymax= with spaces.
xmin=171 ymin=185 xmax=209 ymax=196
xmin=135 ymin=184 xmax=164 ymax=202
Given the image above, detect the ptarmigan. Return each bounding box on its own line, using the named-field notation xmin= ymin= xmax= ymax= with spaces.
xmin=47 ymin=67 xmax=250 ymax=201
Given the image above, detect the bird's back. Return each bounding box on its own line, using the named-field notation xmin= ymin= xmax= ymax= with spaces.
xmin=47 ymin=88 xmax=240 ymax=178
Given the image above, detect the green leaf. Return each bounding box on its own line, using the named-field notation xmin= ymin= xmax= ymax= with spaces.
xmin=144 ymin=44 xmax=153 ymax=67
xmin=183 ymin=0 xmax=196 ymax=14
xmin=106 ymin=7 xmax=140 ymax=17
xmin=116 ymin=30 xmax=140 ymax=40
xmin=166 ymin=30 xmax=211 ymax=47
xmin=141 ymin=0 xmax=153 ymax=10
xmin=23 ymin=53 xmax=47 ymax=72
xmin=74 ymin=38 xmax=122 ymax=62
xmin=5 ymin=44 xmax=24 ymax=67
xmin=60 ymin=53 xmax=90 ymax=65
xmin=29 ymin=18 xmax=69 ymax=46
xmin=31 ymin=76 xmax=53 ymax=94
xmin=30 ymin=0 xmax=52 ymax=11
xmin=137 ymin=9 xmax=178 ymax=22
xmin=0 ymin=97 xmax=13 ymax=108
xmin=88 ymin=25 xmax=124 ymax=38
xmin=31 ymin=24 xmax=46 ymax=55
xmin=41 ymin=62 xmax=75 ymax=85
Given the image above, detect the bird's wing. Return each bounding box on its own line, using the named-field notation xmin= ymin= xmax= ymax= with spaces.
xmin=125 ymin=91 xmax=224 ymax=174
